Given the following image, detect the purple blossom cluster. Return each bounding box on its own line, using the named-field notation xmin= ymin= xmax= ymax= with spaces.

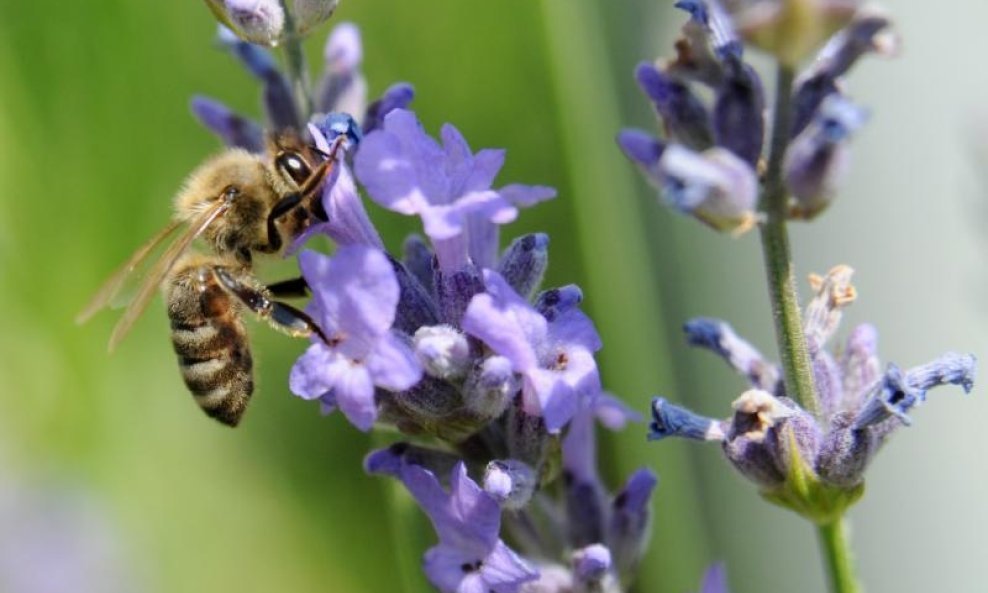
xmin=617 ymin=1 xmax=897 ymax=232
xmin=650 ymin=266 xmax=975 ymax=518
xmin=190 ymin=14 xmax=677 ymax=592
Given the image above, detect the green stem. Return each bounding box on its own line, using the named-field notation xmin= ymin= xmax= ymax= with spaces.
xmin=278 ymin=0 xmax=314 ymax=118
xmin=757 ymin=64 xmax=820 ymax=417
xmin=817 ymin=520 xmax=862 ymax=593
xmin=760 ymin=65 xmax=862 ymax=593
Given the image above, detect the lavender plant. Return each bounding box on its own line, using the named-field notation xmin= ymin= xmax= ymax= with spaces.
xmin=618 ymin=2 xmax=976 ymax=593
xmin=177 ymin=1 xmax=974 ymax=592
xmin=190 ymin=2 xmax=692 ymax=592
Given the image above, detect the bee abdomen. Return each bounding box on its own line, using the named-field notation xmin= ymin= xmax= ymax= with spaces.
xmin=168 ymin=270 xmax=254 ymax=426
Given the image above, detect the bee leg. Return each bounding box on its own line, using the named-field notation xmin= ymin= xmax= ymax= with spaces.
xmin=261 ymin=157 xmax=334 ymax=253
xmin=212 ymin=267 xmax=328 ymax=344
xmin=266 ymin=276 xmax=309 ymax=298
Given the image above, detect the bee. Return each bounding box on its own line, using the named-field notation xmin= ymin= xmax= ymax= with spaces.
xmin=78 ymin=132 xmax=341 ymax=426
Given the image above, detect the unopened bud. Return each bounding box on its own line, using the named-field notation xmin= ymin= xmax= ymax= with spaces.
xmin=731 ymin=0 xmax=858 ymax=67
xmin=205 ymin=0 xmax=285 ymax=46
xmin=658 ymin=145 xmax=759 ymax=234
xmin=462 ymin=356 xmax=518 ymax=421
xmin=292 ymin=0 xmax=341 ymax=37
xmin=785 ymin=96 xmax=868 ymax=219
xmin=414 ymin=325 xmax=472 ymax=380
xmin=483 ymin=459 xmax=537 ymax=510
xmin=498 ymin=233 xmax=550 ymax=301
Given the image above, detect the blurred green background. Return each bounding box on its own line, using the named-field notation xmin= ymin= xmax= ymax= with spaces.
xmin=0 ymin=1 xmax=985 ymax=592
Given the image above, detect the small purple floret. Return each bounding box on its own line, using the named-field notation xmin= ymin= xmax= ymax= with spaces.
xmin=463 ymin=271 xmax=602 ymax=432
xmin=289 ymin=247 xmax=422 ymax=430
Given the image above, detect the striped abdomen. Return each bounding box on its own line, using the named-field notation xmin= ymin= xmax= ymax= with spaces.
xmin=167 ymin=264 xmax=253 ymax=426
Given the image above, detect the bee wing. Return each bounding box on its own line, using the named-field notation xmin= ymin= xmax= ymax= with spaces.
xmin=76 ymin=220 xmax=184 ymax=324
xmin=107 ymin=201 xmax=231 ymax=352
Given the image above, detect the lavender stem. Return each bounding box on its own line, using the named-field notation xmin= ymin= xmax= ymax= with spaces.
xmin=757 ymin=64 xmax=821 ymax=418
xmin=817 ymin=519 xmax=862 ymax=593
xmin=278 ymin=0 xmax=314 ymax=118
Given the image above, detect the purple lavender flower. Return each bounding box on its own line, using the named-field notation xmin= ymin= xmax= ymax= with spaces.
xmin=391 ymin=462 xmax=538 ymax=593
xmin=784 ymin=95 xmax=868 ymax=219
xmin=189 ymin=96 xmax=264 ymax=152
xmin=217 ymin=25 xmax=299 ymax=130
xmin=462 ymin=270 xmax=602 ymax=432
xmin=286 ymin=122 xmax=383 ymax=253
xmin=649 ymin=267 xmax=976 ymax=519
xmin=619 ymin=3 xmax=895 ymax=230
xmin=354 ymin=109 xmax=555 ymax=271
xmin=561 ymin=402 xmax=656 ymax=582
xmin=316 ymin=22 xmax=367 ymax=117
xmin=289 ymin=246 xmax=422 ymax=430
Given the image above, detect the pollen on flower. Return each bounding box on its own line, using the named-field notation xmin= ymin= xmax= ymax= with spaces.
xmin=808 ymin=265 xmax=857 ymax=308
xmin=731 ymin=390 xmax=792 ymax=442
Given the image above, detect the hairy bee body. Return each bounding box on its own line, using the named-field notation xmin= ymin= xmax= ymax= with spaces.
xmin=79 ymin=132 xmax=336 ymax=426
xmin=167 ymin=255 xmax=254 ymax=426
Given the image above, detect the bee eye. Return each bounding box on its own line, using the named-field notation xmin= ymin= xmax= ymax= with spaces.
xmin=276 ymin=152 xmax=312 ymax=185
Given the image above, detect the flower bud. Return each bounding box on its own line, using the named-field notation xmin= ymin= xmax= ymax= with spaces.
xmin=364 ymin=83 xmax=416 ymax=134
xmin=607 ymin=469 xmax=657 ymax=581
xmin=189 ymin=95 xmax=264 ymax=152
xmin=414 ymin=325 xmax=472 ymax=381
xmin=722 ymin=390 xmax=804 ymax=489
xmin=292 ymin=0 xmax=341 ymax=37
xmin=657 ymin=145 xmax=759 ymax=234
xmin=498 ymin=233 xmax=550 ymax=301
xmin=635 ymin=62 xmax=713 ymax=151
xmin=784 ymin=95 xmax=868 ymax=219
xmin=217 ymin=25 xmax=299 ymax=129
xmin=713 ymin=57 xmax=765 ymax=167
xmin=535 ymin=285 xmax=583 ymax=321
xmin=730 ymin=0 xmax=859 ymax=67
xmin=205 ymin=1 xmax=340 ymax=46
xmin=436 ymin=262 xmax=485 ymax=326
xmin=683 ymin=318 xmax=780 ymax=392
xmin=616 ymin=128 xmax=666 ymax=186
xmin=462 ymin=355 xmax=518 ymax=421
xmin=572 ymin=544 xmax=619 ymax=593
xmin=205 ymin=0 xmax=286 ymax=46
xmin=316 ymin=22 xmax=366 ymax=116
xmin=506 ymin=398 xmax=552 ymax=475
xmin=389 ymin=257 xmax=440 ymax=335
xmin=483 ymin=459 xmax=537 ymax=510
xmin=402 ymin=235 xmax=435 ymax=292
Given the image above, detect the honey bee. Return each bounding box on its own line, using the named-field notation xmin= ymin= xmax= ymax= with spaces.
xmin=78 ymin=132 xmax=341 ymax=426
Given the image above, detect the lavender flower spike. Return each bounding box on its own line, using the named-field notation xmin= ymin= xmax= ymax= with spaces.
xmin=399 ymin=462 xmax=538 ymax=593
xmin=354 ymin=109 xmax=554 ymax=272
xmin=289 ymin=247 xmax=422 ymax=430
xmin=463 ymin=270 xmax=603 ymax=432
